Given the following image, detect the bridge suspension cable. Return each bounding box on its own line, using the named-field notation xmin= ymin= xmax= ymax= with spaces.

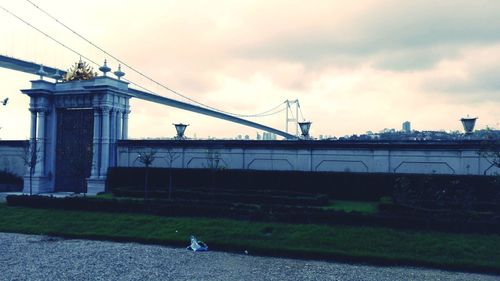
xmin=2 ymin=3 xmax=289 ymax=120
xmin=22 ymin=0 xmax=287 ymax=119
xmin=0 ymin=4 xmax=149 ymax=99
xmin=0 ymin=5 xmax=102 ymax=71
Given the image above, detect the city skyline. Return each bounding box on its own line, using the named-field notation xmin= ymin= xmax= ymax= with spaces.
xmin=0 ymin=0 xmax=499 ymax=140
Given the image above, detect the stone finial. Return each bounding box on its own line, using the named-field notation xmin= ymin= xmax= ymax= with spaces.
xmin=114 ymin=64 xmax=125 ymax=80
xmin=99 ymin=59 xmax=111 ymax=76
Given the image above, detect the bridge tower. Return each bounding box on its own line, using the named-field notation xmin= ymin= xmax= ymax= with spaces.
xmin=21 ymin=61 xmax=132 ymax=194
xmin=285 ymin=99 xmax=299 ymax=136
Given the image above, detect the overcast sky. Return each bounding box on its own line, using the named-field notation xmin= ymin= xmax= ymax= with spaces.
xmin=0 ymin=0 xmax=499 ymax=139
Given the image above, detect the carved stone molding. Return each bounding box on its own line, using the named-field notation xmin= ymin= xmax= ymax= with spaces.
xmin=54 ymin=95 xmax=93 ymax=108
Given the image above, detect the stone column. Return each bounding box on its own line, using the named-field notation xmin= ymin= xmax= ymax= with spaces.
xmin=122 ymin=110 xmax=129 ymax=139
xmin=116 ymin=110 xmax=122 ymax=140
xmin=100 ymin=107 xmax=111 ymax=178
xmin=113 ymin=110 xmax=122 ymax=167
xmin=29 ymin=109 xmax=37 ymax=142
xmin=110 ymin=109 xmax=116 ymax=143
xmin=35 ymin=109 xmax=46 ymax=176
xmin=109 ymin=109 xmax=117 ymax=167
xmin=90 ymin=108 xmax=101 ymax=178
xmin=28 ymin=109 xmax=37 ymax=176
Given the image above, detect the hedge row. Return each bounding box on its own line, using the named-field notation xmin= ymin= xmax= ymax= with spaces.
xmin=7 ymin=195 xmax=500 ymax=234
xmin=389 ymin=200 xmax=500 ymax=213
xmin=379 ymin=203 xmax=500 ymax=220
xmin=106 ymin=168 xmax=397 ymax=200
xmin=112 ymin=187 xmax=329 ymax=206
xmin=107 ymin=168 xmax=500 ymax=202
xmin=6 ymin=195 xmax=260 ymax=220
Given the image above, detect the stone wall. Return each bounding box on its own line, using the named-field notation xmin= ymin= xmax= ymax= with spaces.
xmin=117 ymin=140 xmax=500 ymax=176
xmin=0 ymin=141 xmax=28 ymax=177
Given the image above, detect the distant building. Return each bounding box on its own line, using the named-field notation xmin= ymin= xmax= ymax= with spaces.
xmin=262 ymin=132 xmax=277 ymax=140
xmin=402 ymin=121 xmax=411 ymax=133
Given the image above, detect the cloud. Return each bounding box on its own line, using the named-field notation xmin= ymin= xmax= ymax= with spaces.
xmin=420 ymin=45 xmax=500 ymax=103
xmin=1 ymin=0 xmax=499 ymax=139
xmin=427 ymin=68 xmax=500 ymax=99
xmin=234 ymin=0 xmax=500 ymax=71
xmin=371 ymin=46 xmax=460 ymax=71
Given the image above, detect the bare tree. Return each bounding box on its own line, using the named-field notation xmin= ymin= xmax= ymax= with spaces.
xmin=204 ymin=149 xmax=222 ymax=169
xmin=480 ymin=149 xmax=500 ymax=175
xmin=21 ymin=140 xmax=38 ymax=195
xmin=136 ymin=150 xmax=156 ymax=200
xmin=164 ymin=149 xmax=180 ymax=200
xmin=478 ymin=128 xmax=500 ymax=175
xmin=203 ymin=149 xmax=224 ymax=201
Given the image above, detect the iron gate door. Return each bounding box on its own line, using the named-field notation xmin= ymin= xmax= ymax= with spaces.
xmin=55 ymin=108 xmax=94 ymax=192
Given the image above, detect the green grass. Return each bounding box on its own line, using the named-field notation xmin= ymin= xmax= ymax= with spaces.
xmin=1 ymin=203 xmax=499 ymax=273
xmin=322 ymin=200 xmax=378 ymax=214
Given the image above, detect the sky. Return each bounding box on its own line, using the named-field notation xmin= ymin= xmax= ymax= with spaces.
xmin=0 ymin=0 xmax=499 ymax=140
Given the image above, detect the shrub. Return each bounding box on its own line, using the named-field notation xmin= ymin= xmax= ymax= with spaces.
xmin=0 ymin=171 xmax=23 ymax=192
xmin=393 ymin=175 xmax=499 ymax=211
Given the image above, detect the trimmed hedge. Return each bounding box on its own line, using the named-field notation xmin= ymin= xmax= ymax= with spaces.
xmin=7 ymin=195 xmax=500 ymax=234
xmin=107 ymin=168 xmax=398 ymax=200
xmin=6 ymin=195 xmax=261 ymax=220
xmin=112 ymin=187 xmax=329 ymax=206
xmin=107 ymin=167 xmax=499 ymax=202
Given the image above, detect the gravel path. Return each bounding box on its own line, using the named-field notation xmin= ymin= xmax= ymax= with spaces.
xmin=0 ymin=232 xmax=497 ymax=281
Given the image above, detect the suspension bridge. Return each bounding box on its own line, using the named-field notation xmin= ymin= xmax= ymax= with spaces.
xmin=0 ymin=54 xmax=308 ymax=140
xmin=0 ymin=1 xmax=312 ymax=140
xmin=0 ymin=1 xmax=315 ymax=193
xmin=0 ymin=1 xmax=496 ymax=195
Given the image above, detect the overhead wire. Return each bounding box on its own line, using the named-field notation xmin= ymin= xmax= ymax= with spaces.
xmin=4 ymin=2 xmax=286 ymax=118
xmin=23 ymin=0 xmax=286 ymax=118
xmin=0 ymin=4 xmax=156 ymax=96
xmin=0 ymin=4 xmax=100 ymax=67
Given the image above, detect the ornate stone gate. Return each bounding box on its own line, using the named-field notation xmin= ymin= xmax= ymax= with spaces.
xmin=21 ymin=62 xmax=131 ymax=194
xmin=55 ymin=108 xmax=93 ymax=192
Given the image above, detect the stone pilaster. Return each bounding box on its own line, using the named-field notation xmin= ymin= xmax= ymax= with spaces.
xmin=116 ymin=110 xmax=123 ymax=140
xmin=90 ymin=108 xmax=101 ymax=178
xmin=100 ymin=106 xmax=111 ymax=178
xmin=29 ymin=109 xmax=37 ymax=143
xmin=35 ymin=109 xmax=47 ymax=176
xmin=27 ymin=109 xmax=37 ymax=177
xmin=122 ymin=110 xmax=130 ymax=139
xmin=109 ymin=109 xmax=117 ymax=167
xmin=110 ymin=109 xmax=116 ymax=143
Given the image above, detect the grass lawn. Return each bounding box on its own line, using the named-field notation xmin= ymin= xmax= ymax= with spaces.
xmin=1 ymin=203 xmax=499 ymax=273
xmin=97 ymin=194 xmax=380 ymax=214
xmin=322 ymin=200 xmax=378 ymax=214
